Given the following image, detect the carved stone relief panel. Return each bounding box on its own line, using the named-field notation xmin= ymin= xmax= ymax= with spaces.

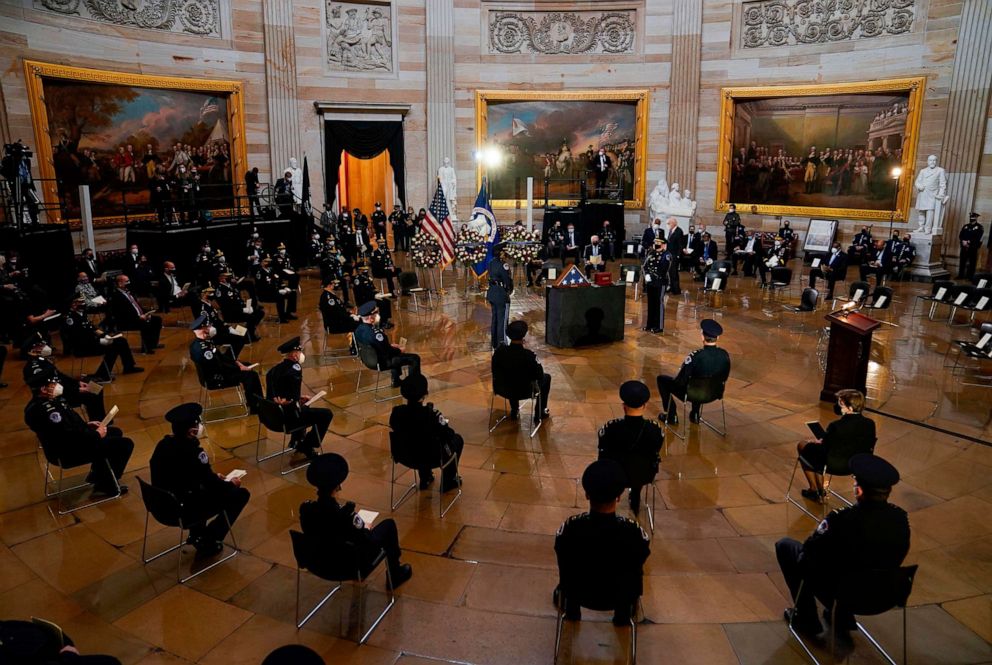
xmin=33 ymin=0 xmax=222 ymax=37
xmin=740 ymin=0 xmax=917 ymax=49
xmin=325 ymin=0 xmax=394 ymax=74
xmin=488 ymin=9 xmax=637 ymax=55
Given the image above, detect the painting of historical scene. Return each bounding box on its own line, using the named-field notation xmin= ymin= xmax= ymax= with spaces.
xmin=484 ymin=98 xmax=640 ymax=204
xmin=42 ymin=79 xmax=233 ymax=219
xmin=326 ymin=1 xmax=393 ymax=73
xmin=728 ymin=93 xmax=911 ymax=212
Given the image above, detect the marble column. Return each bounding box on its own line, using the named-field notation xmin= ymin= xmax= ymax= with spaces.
xmin=666 ymin=0 xmax=703 ymax=194
xmin=426 ymin=0 xmax=456 ymax=199
xmin=262 ymin=0 xmax=302 ymax=179
xmin=937 ymin=0 xmax=992 ymax=253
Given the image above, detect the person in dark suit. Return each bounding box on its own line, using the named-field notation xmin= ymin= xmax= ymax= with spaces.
xmin=122 ymin=244 xmax=141 ymax=278
xmin=486 ymin=244 xmax=513 ymax=350
xmin=656 ymin=318 xmax=731 ymax=424
xmin=150 ymin=403 xmax=250 ymax=556
xmin=109 ymin=274 xmax=163 ymax=353
xmin=641 ymin=220 xmax=663 ymax=257
xmin=255 ymin=257 xmax=297 ymax=323
xmin=389 ymin=374 xmax=464 ymax=489
xmin=809 ymin=241 xmax=848 ymax=299
xmin=245 ymin=167 xmax=260 ymax=218
xmin=370 ymin=245 xmax=400 ymax=294
xmin=732 ymin=229 xmax=763 ymax=276
xmin=692 ymin=232 xmax=719 ymax=278
xmin=265 ymin=337 xmax=333 ymax=459
xmin=62 ymin=297 xmax=143 ymax=381
xmin=156 ymin=261 xmax=192 ymax=313
xmin=848 ymin=225 xmax=873 ymax=264
xmin=562 ymin=224 xmax=581 ymax=264
xmin=491 ymin=320 xmax=551 ymax=423
xmin=891 ymin=234 xmax=916 ymax=280
xmin=546 ymin=220 xmax=565 ymax=258
xmin=757 ymin=238 xmax=788 ymax=286
xmin=776 ymin=454 xmax=910 ymax=637
xmin=665 ymin=218 xmax=684 ymax=295
xmin=77 ymin=247 xmax=103 ymax=282
xmin=599 ymin=221 xmax=617 ymax=261
xmin=354 ymin=302 xmax=420 ymax=386
xmin=597 ymin=381 xmax=663 ymax=514
xmin=591 ymin=148 xmax=612 ymax=197
xmin=189 ymin=314 xmax=261 ymax=413
xmin=859 ymin=239 xmax=891 ymax=284
xmin=582 ymin=235 xmax=606 ymax=279
xmin=959 ymin=212 xmax=984 ymax=279
xmin=795 ymin=389 xmax=876 ymax=500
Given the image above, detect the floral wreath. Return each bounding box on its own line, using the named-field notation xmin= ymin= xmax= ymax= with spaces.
xmin=454 ymin=227 xmax=488 ymax=266
xmin=499 ymin=225 xmax=542 ymax=263
xmin=410 ymin=230 xmax=442 ymax=268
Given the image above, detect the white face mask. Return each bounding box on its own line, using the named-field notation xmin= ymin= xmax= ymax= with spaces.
xmin=40 ymin=345 xmax=53 ymax=357
xmin=297 ymin=352 xmax=306 ymax=365
xmin=52 ymin=383 xmax=64 ymax=397
xmin=194 ymin=423 xmax=205 ymax=438
xmin=279 ymin=249 xmax=286 ymax=255
xmin=206 ymin=326 xmax=217 ymax=338
xmin=252 ymin=233 xmax=259 ymax=239
xmin=831 ymin=247 xmax=839 ymax=254
xmin=373 ymin=313 xmax=381 ymax=326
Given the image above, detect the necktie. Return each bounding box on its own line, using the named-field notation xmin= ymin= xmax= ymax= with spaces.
xmin=704 ymin=245 xmax=709 ymax=260
xmin=125 ymin=291 xmax=142 ymax=315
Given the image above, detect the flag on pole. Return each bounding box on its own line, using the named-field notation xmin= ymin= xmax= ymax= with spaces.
xmin=424 ymin=179 xmax=456 ymax=266
xmin=512 ymin=117 xmax=529 ymax=137
xmin=471 ymin=179 xmax=499 ymax=277
xmin=301 ymin=156 xmax=312 ymax=217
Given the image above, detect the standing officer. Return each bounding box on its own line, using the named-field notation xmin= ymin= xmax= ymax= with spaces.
xmin=776 ymin=454 xmax=910 ymax=637
xmin=722 ymin=204 xmax=742 ymax=258
xmin=370 ymin=243 xmax=400 ymax=294
xmin=641 ymin=236 xmax=670 ymax=334
xmin=189 ymin=314 xmax=261 ymax=414
xmin=354 ymin=302 xmax=420 ymax=386
xmin=958 ymin=212 xmax=984 ymax=280
xmin=486 ymin=243 xmax=513 ymax=350
xmin=388 ymin=374 xmax=464 ymax=490
xmin=597 ymin=381 xmax=663 ymax=515
xmin=371 ymin=202 xmax=388 ymax=245
xmin=266 ymin=337 xmax=333 ymax=460
xmin=63 ymin=297 xmax=144 ymax=381
xmin=656 ymin=318 xmax=731 ymax=425
xmin=150 ymin=403 xmax=250 ymax=557
xmin=22 ymin=333 xmax=107 ymax=421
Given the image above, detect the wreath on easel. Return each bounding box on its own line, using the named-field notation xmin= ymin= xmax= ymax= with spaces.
xmin=454 ymin=227 xmax=488 ymax=267
xmin=500 ymin=225 xmax=542 ymax=264
xmin=410 ymin=230 xmax=442 ymax=268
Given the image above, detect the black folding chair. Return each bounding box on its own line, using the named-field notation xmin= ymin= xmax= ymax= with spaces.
xmin=489 ymin=373 xmax=543 ymax=438
xmin=355 ymin=342 xmax=402 ymax=402
xmin=39 ymin=440 xmax=122 ymax=515
xmin=553 ymin=580 xmax=639 ymax=664
xmin=785 ymin=438 xmax=875 ymax=521
xmin=193 ymin=359 xmax=249 ymax=422
xmin=255 ymin=397 xmax=315 ymax=475
xmin=949 ymin=287 xmax=992 ymax=327
xmin=388 ymin=431 xmax=461 ymax=518
xmin=664 ymin=375 xmax=727 ymax=441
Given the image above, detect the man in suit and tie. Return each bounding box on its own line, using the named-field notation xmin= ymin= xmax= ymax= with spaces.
xmin=583 ymin=235 xmax=606 ymax=279
xmin=591 ymin=148 xmax=612 ymax=198
xmin=77 ymin=247 xmax=103 ymax=282
xmin=692 ymin=232 xmax=719 ymax=278
xmin=809 ymin=241 xmax=847 ymax=299
xmin=859 ymin=239 xmax=890 ymax=285
xmin=641 ymin=219 xmax=663 ymax=257
xmin=156 ymin=261 xmax=192 ymax=313
xmin=732 ymin=229 xmax=763 ymax=276
xmin=562 ymin=224 xmax=581 ymax=264
xmin=109 ymin=274 xmax=163 ymax=353
xmin=665 ymin=217 xmax=685 ymax=295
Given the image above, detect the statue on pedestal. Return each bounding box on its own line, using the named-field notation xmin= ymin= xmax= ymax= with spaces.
xmin=286 ymin=157 xmax=303 ymax=203
xmin=647 ymin=176 xmax=697 ymax=220
xmin=913 ymin=154 xmax=948 ymax=235
xmin=438 ymin=157 xmax=457 ymax=220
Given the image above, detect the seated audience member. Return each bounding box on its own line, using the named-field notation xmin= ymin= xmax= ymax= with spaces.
xmin=859 ymin=239 xmax=891 ymax=284
xmin=776 ymin=454 xmax=909 ymax=637
xmin=491 ymin=320 xmax=552 ymax=423
xmin=62 ymin=297 xmax=143 ymax=380
xmin=354 ymin=302 xmax=420 ymax=387
xmin=732 ymin=229 xmax=763 ymax=276
xmin=656 ymin=318 xmax=731 ymax=425
xmin=848 ymin=225 xmax=873 ymax=263
xmin=22 ymin=332 xmax=107 ymax=420
xmin=370 ymin=244 xmax=400 ymax=294
xmin=692 ymin=232 xmax=719 ymax=278
xmin=300 ymin=453 xmax=413 ymax=588
xmin=189 ymin=314 xmax=261 ymax=414
xmin=562 ymin=224 xmax=581 ymax=264
xmin=389 ymin=374 xmax=464 ymax=490
xmin=891 ymin=234 xmax=916 ymax=279
xmin=77 ymin=246 xmax=104 ymax=282
xmin=74 ymin=272 xmax=107 ymax=313
xmin=795 ymin=389 xmax=876 ymax=501
xmin=583 ymin=235 xmax=607 ymax=279
xmin=318 ymin=278 xmax=359 ymax=354
xmin=255 ymin=257 xmax=298 ymax=323
xmin=109 ymin=274 xmax=163 ymax=353
xmin=554 ymin=459 xmax=650 ymax=625
xmin=25 ymin=370 xmax=133 ymax=496
xmin=272 ymin=242 xmax=301 ymax=291
xmin=156 ymin=261 xmax=192 ymax=313
xmin=150 ymin=403 xmax=250 ymax=557
xmin=353 ymin=270 xmax=394 ymax=328
xmin=757 ymin=237 xmax=788 ymax=286
xmin=808 ymin=241 xmax=847 ymax=299
xmin=598 ymin=381 xmax=663 ymax=515
xmin=215 ymin=271 xmax=263 ymax=342
xmin=265 ymin=337 xmax=333 ymax=460
xmin=0 ymin=618 xmax=123 ymax=664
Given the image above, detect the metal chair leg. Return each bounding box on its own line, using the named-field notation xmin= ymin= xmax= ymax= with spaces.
xmin=488 ymin=394 xmax=510 ymax=433
xmin=784 ymin=457 xmax=821 ymax=521
xmin=438 ymin=455 xmax=462 ymax=519
xmin=389 ymin=460 xmax=418 ymax=512
xmin=358 ymin=557 xmax=396 ymax=645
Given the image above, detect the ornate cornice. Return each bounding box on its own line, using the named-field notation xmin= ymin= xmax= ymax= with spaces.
xmin=34 ymin=0 xmax=222 ymax=38
xmin=488 ymin=9 xmax=637 ymax=55
xmin=740 ymin=0 xmax=916 ymax=49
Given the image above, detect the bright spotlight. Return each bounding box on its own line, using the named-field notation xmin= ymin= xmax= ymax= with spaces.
xmin=891 ymin=167 xmax=902 ymax=179
xmin=475 ymin=145 xmax=502 ymax=168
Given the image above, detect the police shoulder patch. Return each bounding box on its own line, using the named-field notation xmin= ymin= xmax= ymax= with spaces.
xmin=65 ymin=317 xmax=73 ymax=325
xmin=815 ymin=519 xmax=829 ymax=535
xmin=352 ymin=514 xmax=365 ymax=529
xmin=204 ymin=350 xmax=214 ymax=360
xmin=503 ymin=263 xmax=510 ymax=271
xmin=292 ymin=363 xmax=302 ymax=372
xmin=198 ymin=451 xmax=209 ymax=464
xmin=598 ymin=426 xmax=606 ymax=437
xmin=375 ymin=333 xmax=384 ymax=342
xmin=49 ymin=412 xmax=62 ymax=424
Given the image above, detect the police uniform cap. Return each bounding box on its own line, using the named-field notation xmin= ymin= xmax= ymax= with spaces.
xmin=165 ymin=402 xmax=203 ymax=432
xmin=970 ymin=212 xmax=981 ymax=219
xmin=214 ymin=250 xmax=224 ymax=257
xmin=400 ymin=373 xmax=428 ymax=401
xmin=20 ymin=332 xmax=46 ymax=355
xmin=493 ymin=242 xmax=507 ymax=254
xmin=581 ymin=459 xmax=626 ymax=503
xmin=657 ymin=237 xmax=667 ymax=244
xmin=26 ymin=368 xmax=59 ymax=389
xmin=375 ymin=201 xmax=382 ymax=207
xmin=306 ymin=452 xmax=349 ymax=489
xmin=849 ymin=453 xmax=900 ymax=489
xmin=700 ymin=318 xmax=723 ymax=337
xmin=277 ymin=336 xmax=303 ymax=354
xmin=262 ymin=645 xmax=325 ymax=665
xmin=357 ymin=301 xmax=378 ymax=316
xmin=506 ymin=320 xmax=529 ymax=341
xmin=220 ymin=270 xmax=233 ymax=277
xmin=619 ymin=380 xmax=650 ymax=408
xmin=200 ymin=286 xmax=216 ymax=295
xmin=276 ymin=242 xmax=286 ymax=250
xmin=190 ymin=313 xmax=211 ymax=330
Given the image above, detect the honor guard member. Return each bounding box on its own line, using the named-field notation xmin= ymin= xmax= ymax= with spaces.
xmin=958 ymin=212 xmax=984 ymax=279
xmin=194 ymin=240 xmax=214 ymax=286
xmin=776 ymin=454 xmax=910 ymax=637
xmin=216 ymin=271 xmax=263 ymax=342
xmin=63 ymin=297 xmax=144 ymax=381
xmin=150 ymin=403 xmax=250 ymax=557
xmin=189 ymin=314 xmax=262 ymax=414
xmin=23 ymin=333 xmax=107 ymax=421
xmin=300 ymin=453 xmax=413 ymax=589
xmin=25 ymin=370 xmax=133 ymax=496
xmin=491 ymin=320 xmax=551 ymax=423
xmin=388 ymin=374 xmax=464 ymax=490
xmin=193 ymin=286 xmax=247 ymax=359
xmin=597 ymin=381 xmax=663 ymax=514
xmin=371 ymin=201 xmax=388 ymax=243
xmin=722 ymin=204 xmax=742 ymax=258
xmin=266 ymin=337 xmax=333 ymax=459
xmin=486 ymin=243 xmax=513 ymax=350
xmin=354 ymin=302 xmax=420 ymax=386
xmin=370 ymin=244 xmax=400 ymax=294
xmin=553 ymin=460 xmax=650 ymax=625
xmin=657 ymin=318 xmax=731 ymax=424
xmin=641 ymin=236 xmax=671 ymax=334
xmin=255 ymin=257 xmax=298 ymax=323
xmin=272 ymin=242 xmax=301 ymax=291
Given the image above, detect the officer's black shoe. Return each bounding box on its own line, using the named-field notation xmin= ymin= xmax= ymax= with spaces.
xmin=822 ymin=608 xmax=857 ymax=631
xmin=194 ymin=539 xmax=224 ymax=559
xmin=442 ymin=475 xmax=463 ymax=491
xmin=386 ymin=563 xmax=413 ymax=590
xmin=509 ymin=409 xmax=519 ymax=420
xmin=419 ymin=472 xmax=435 ymax=489
xmin=297 ymin=446 xmax=318 ymax=461
xmin=689 ymin=411 xmax=701 ymax=424
xmin=286 ymin=314 xmax=298 ymax=320
xmin=800 ymin=489 xmax=821 ymax=502
xmin=612 ymin=610 xmax=633 ymax=627
xmin=279 ymin=317 xmax=291 ymax=323
xmin=662 ymin=411 xmax=678 ymax=425
xmin=784 ymin=609 xmax=823 ymax=637
xmin=123 ymin=365 xmax=144 ymax=374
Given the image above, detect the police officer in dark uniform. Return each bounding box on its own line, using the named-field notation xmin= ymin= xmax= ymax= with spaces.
xmin=388 ymin=374 xmax=464 ymax=489
xmin=554 ymin=459 xmax=650 ymax=625
xmin=352 ymin=269 xmax=393 ymax=328
xmin=193 ymin=286 xmax=247 ymax=359
xmin=189 ymin=314 xmax=262 ymax=413
xmin=776 ymin=453 xmax=910 ymax=637
xmin=848 ymin=225 xmax=873 ymax=264
xmin=598 ymin=381 xmax=663 ymax=515
xmin=272 ymin=242 xmax=301 ymax=291
xmin=63 ymin=297 xmax=143 ymax=381
xmin=150 ymin=403 xmax=250 ymax=557
xmin=641 ymin=236 xmax=670 ymax=333
xmin=958 ymin=212 xmax=984 ymax=279
xmin=491 ymin=320 xmax=551 ymax=423
xmin=266 ymin=337 xmax=333 ymax=459
xmin=0 ymin=618 xmax=123 ymax=664
xmin=308 ymin=231 xmax=324 ymax=267
xmin=722 ymin=204 xmax=742 ymax=258
xmin=656 ymin=318 xmax=731 ymax=424
xmin=371 ymin=202 xmax=388 ymax=244
xmin=354 ymin=302 xmax=420 ymax=386
xmin=486 ymin=243 xmax=513 ymax=350
xmin=300 ymin=453 xmax=413 ymax=588
xmin=255 ymin=257 xmax=297 ymax=323
xmin=25 ymin=371 xmax=133 ymax=496
xmin=370 ymin=244 xmax=400 ymax=294
xmin=216 ymin=271 xmax=263 ymax=342
xmin=22 ymin=333 xmax=107 ymax=421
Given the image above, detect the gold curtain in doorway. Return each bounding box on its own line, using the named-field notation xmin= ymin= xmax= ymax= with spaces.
xmin=339 ymin=150 xmax=394 ymax=219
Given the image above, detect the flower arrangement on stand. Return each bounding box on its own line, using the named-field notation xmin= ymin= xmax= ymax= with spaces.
xmin=409 ymin=230 xmax=442 ymax=269
xmin=500 ymin=225 xmax=542 ymax=264
xmin=454 ymin=227 xmax=488 ymax=268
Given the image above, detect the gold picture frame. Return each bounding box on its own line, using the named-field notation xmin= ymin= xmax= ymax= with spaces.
xmin=715 ymin=77 xmax=926 ymax=222
xmin=475 ymin=89 xmax=649 ymax=209
xmin=23 ymin=60 xmax=248 ymax=226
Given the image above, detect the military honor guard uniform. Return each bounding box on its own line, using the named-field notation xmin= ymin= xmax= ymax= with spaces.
xmin=641 ymin=237 xmax=671 ymax=333
xmin=265 ymin=337 xmax=333 ymax=458
xmin=597 ymin=381 xmax=663 ymax=514
xmin=486 ymin=244 xmax=513 ymax=350
xmin=656 ymin=319 xmax=731 ymax=424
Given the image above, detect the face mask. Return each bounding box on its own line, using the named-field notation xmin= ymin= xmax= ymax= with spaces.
xmin=831 ymin=247 xmax=839 ymax=254
xmin=373 ymin=313 xmax=381 ymax=325
xmin=218 ymin=257 xmax=226 ymax=264
xmin=40 ymin=345 xmax=53 ymax=357
xmin=52 ymin=383 xmax=64 ymax=397
xmin=297 ymin=352 xmax=306 ymax=364
xmin=206 ymin=326 xmax=217 ymax=338
xmin=131 ymin=250 xmax=138 ymax=256
xmin=775 ymin=242 xmax=781 ymax=248
xmin=194 ymin=423 xmax=205 ymax=438
xmin=279 ymin=249 xmax=286 ymax=255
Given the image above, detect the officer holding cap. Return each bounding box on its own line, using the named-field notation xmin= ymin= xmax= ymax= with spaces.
xmin=776 ymin=453 xmax=910 ymax=637
xmin=354 ymin=302 xmax=420 ymax=386
xmin=265 ymin=337 xmax=333 ymax=460
xmin=150 ymin=402 xmax=251 ymax=557
xmin=656 ymin=318 xmax=731 ymax=425
xmin=597 ymin=381 xmax=663 ymax=514
xmin=189 ymin=314 xmax=262 ymax=414
xmin=388 ymin=374 xmax=464 ymax=490
xmin=486 ymin=243 xmax=513 ymax=350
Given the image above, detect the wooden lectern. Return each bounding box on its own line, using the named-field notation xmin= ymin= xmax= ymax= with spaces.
xmin=821 ymin=311 xmax=881 ymax=402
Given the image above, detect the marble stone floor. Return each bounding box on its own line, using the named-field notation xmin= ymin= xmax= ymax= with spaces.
xmin=0 ymin=261 xmax=990 ymax=664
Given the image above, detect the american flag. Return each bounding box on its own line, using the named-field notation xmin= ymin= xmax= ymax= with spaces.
xmin=424 ymin=180 xmax=455 ymax=266
xmin=557 ymin=264 xmax=589 ymax=287
xmin=200 ymin=97 xmax=220 ymax=120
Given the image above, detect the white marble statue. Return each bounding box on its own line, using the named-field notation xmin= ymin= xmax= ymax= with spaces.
xmin=648 ymin=178 xmax=669 ymax=221
xmin=286 ymin=157 xmax=303 ymax=202
xmin=438 ymin=156 xmax=458 ymax=220
xmin=648 ymin=177 xmax=697 ymax=219
xmin=914 ymin=154 xmax=948 ymax=235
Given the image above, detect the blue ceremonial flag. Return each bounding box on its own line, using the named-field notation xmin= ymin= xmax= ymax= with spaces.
xmin=471 ymin=179 xmax=500 ymax=277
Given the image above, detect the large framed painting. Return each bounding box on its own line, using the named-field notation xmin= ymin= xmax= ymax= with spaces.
xmin=716 ymin=77 xmax=926 ymax=222
xmin=475 ymin=89 xmax=649 ymax=209
xmin=23 ymin=60 xmax=248 ymax=225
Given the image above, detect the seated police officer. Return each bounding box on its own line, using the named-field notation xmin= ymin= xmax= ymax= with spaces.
xmin=354 ymin=302 xmax=420 ymax=387
xmin=255 ymin=257 xmax=297 ymax=323
xmin=25 ymin=370 xmax=133 ymax=496
xmin=656 ymin=318 xmax=731 ymax=425
xmin=22 ymin=332 xmax=107 ymax=421
xmin=319 ymin=278 xmax=359 ymax=355
xmin=491 ymin=320 xmax=551 ymax=423
xmin=370 ymin=244 xmax=400 ymax=294
xmin=353 ymin=269 xmax=394 ymax=328
xmin=63 ymin=296 xmax=143 ymax=381
xmin=598 ymin=381 xmax=663 ymax=515
xmin=389 ymin=374 xmax=464 ymax=490
xmin=776 ymin=453 xmax=910 ymax=637
xmin=266 ymin=337 xmax=333 ymax=460
xmin=554 ymin=459 xmax=650 ymax=625
xmin=300 ymin=452 xmax=413 ymax=588
xmin=193 ymin=286 xmax=246 ymax=359
xmin=215 ymin=270 xmax=263 ymax=342
xmin=150 ymin=403 xmax=251 ymax=557
xmin=796 ymin=388 xmax=876 ymax=501
xmin=189 ymin=314 xmax=261 ymax=414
